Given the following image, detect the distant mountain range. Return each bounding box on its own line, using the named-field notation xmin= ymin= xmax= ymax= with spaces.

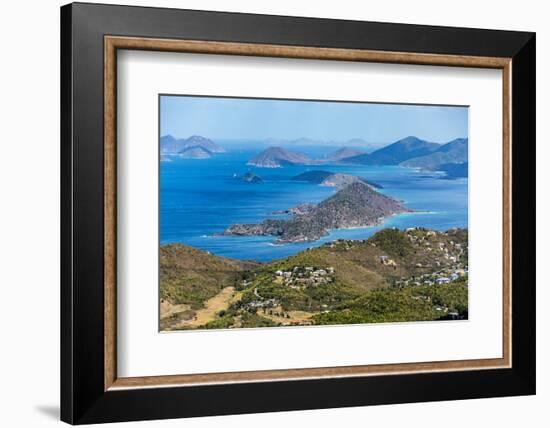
xmin=262 ymin=137 xmax=374 ymax=149
xmin=400 ymin=138 xmax=468 ymax=170
xmin=161 ymin=134 xmax=467 ymax=173
xmin=246 ymin=136 xmax=468 ymax=173
xmin=161 ymin=135 xmax=226 ymax=155
xmin=248 ymin=146 xmax=367 ymax=168
xmin=341 ymin=136 xmax=441 ymax=165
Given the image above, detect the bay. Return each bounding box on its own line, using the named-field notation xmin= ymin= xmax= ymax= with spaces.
xmin=160 ymin=146 xmax=467 ymax=262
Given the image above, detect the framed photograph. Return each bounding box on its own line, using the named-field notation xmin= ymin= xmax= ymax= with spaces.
xmin=61 ymin=2 xmax=536 ymax=424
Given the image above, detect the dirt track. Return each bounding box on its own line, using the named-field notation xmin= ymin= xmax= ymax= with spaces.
xmin=172 ymin=286 xmax=241 ymax=329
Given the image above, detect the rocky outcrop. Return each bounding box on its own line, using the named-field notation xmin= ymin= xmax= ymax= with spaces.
xmin=242 ymin=172 xmax=263 ymax=183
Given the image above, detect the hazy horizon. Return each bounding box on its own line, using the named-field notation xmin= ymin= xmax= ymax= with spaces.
xmin=160 ymin=95 xmax=468 ymax=146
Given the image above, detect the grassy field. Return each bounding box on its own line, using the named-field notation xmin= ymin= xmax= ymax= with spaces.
xmin=161 ymin=286 xmax=243 ymax=331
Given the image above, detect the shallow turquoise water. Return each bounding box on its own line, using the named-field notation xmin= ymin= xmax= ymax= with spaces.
xmin=160 ymin=147 xmax=467 ymax=262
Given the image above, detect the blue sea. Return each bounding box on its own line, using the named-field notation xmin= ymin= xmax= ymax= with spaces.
xmin=160 ymin=146 xmax=468 ymax=262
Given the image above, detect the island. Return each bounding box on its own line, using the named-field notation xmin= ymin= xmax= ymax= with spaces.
xmin=292 ymin=170 xmax=382 ymax=189
xmin=160 ymin=134 xmax=226 ymax=154
xmin=222 ymin=182 xmax=411 ymax=243
xmin=241 ymin=172 xmax=263 ymax=183
xmin=247 ymin=146 xmax=312 ymax=168
xmin=400 ymin=138 xmax=467 ymax=170
xmin=340 ymin=136 xmax=441 ymax=165
xmin=184 ymin=135 xmax=226 ymax=153
xmin=179 ymin=146 xmax=212 ymax=159
xmin=243 ymin=136 xmax=469 ymax=171
xmin=323 ymin=147 xmax=366 ymax=162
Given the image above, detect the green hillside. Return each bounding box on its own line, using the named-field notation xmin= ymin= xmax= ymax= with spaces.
xmin=160 ymin=243 xmax=257 ymax=309
xmin=160 ymin=227 xmax=468 ymax=330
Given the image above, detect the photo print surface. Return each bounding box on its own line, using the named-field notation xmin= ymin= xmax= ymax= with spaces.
xmin=159 ymin=95 xmax=469 ymax=331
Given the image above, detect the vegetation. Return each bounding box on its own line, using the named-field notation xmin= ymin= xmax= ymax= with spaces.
xmin=160 ymin=227 xmax=469 ymax=330
xmin=413 ymin=278 xmax=468 ymax=317
xmin=312 ymin=288 xmax=439 ymax=325
xmin=313 ymin=278 xmax=468 ymax=325
xmin=368 ymin=227 xmax=414 ymax=258
xmin=160 ymin=243 xmax=257 ymax=309
xmin=203 ymin=304 xmax=280 ymax=329
xmin=204 ymin=313 xmax=236 ymax=329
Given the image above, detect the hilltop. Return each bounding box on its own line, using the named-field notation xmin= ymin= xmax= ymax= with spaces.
xmin=223 ymin=182 xmax=410 ymax=243
xmin=320 ymin=173 xmax=365 ymax=188
xmin=260 ymin=137 xmax=372 ymax=148
xmin=160 ymin=134 xmax=226 ymax=154
xmin=400 ymin=138 xmax=468 ymax=170
xmin=160 ymin=243 xmax=257 ymax=306
xmin=247 ymin=146 xmax=311 ymax=168
xmin=184 ymin=135 xmax=226 ymax=153
xmin=179 ymin=146 xmax=212 ymax=159
xmin=292 ymin=170 xmax=382 ymax=189
xmin=159 ymin=243 xmax=258 ymax=330
xmin=342 ymin=136 xmax=441 ymax=165
xmin=160 ymin=227 xmax=468 ymax=330
xmin=324 ymin=147 xmax=366 ymax=162
xmin=242 ymin=136 xmax=468 ymax=170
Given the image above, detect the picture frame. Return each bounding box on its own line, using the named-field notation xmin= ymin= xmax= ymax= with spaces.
xmin=61 ymin=2 xmax=535 ymax=424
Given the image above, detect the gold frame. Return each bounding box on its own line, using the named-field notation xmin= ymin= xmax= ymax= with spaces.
xmin=104 ymin=36 xmax=512 ymax=391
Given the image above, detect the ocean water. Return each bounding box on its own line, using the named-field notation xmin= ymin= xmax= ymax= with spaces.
xmin=160 ymin=147 xmax=468 ymax=262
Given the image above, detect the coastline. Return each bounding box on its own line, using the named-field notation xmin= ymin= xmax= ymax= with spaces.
xmin=161 ymin=154 xmax=468 ymax=262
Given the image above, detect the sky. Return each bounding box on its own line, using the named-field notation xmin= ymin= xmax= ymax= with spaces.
xmin=160 ymin=95 xmax=468 ymax=145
